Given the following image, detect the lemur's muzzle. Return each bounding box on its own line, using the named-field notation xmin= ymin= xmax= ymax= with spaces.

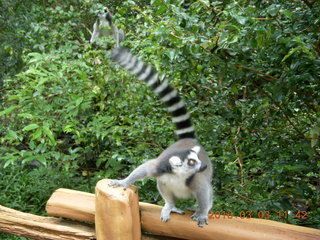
xmin=199 ymin=164 xmax=207 ymax=172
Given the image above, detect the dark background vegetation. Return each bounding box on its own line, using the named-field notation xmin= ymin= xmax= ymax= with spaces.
xmin=1 ymin=0 xmax=319 ymax=238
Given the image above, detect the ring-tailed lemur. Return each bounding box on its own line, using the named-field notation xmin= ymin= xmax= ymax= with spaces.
xmin=90 ymin=8 xmax=124 ymax=47
xmin=109 ymin=47 xmax=213 ymax=227
xmin=90 ymin=8 xmax=213 ymax=227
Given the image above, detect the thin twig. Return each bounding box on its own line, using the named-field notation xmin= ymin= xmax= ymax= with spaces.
xmin=233 ymin=127 xmax=245 ymax=185
xmin=254 ymin=18 xmax=275 ymax=20
xmin=236 ymin=65 xmax=278 ymax=82
xmin=222 ymin=187 xmax=255 ymax=203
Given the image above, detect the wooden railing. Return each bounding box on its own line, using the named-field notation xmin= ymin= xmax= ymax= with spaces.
xmin=1 ymin=179 xmax=319 ymax=240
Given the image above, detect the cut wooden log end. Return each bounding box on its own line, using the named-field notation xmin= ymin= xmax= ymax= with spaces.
xmin=95 ymin=179 xmax=141 ymax=240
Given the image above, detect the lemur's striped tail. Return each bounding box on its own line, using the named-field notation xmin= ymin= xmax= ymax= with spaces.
xmin=112 ymin=47 xmax=195 ymax=139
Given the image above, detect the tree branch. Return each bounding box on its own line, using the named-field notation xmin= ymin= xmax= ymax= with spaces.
xmin=222 ymin=187 xmax=255 ymax=203
xmin=235 ymin=65 xmax=278 ymax=82
xmin=301 ymin=0 xmax=317 ymax=8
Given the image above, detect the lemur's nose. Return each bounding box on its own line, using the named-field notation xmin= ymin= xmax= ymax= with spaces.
xmin=199 ymin=164 xmax=207 ymax=172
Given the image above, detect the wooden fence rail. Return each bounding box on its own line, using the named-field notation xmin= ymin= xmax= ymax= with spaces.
xmin=0 ymin=204 xmax=175 ymax=240
xmin=46 ymin=179 xmax=320 ymax=240
xmin=1 ymin=179 xmax=320 ymax=240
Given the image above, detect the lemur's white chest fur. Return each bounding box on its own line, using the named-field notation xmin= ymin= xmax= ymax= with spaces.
xmin=158 ymin=173 xmax=193 ymax=199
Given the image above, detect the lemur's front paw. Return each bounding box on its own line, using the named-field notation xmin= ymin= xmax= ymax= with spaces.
xmin=160 ymin=207 xmax=185 ymax=222
xmin=108 ymin=179 xmax=129 ymax=189
xmin=171 ymin=207 xmax=185 ymax=215
xmin=191 ymin=213 xmax=208 ymax=227
xmin=160 ymin=209 xmax=171 ymax=222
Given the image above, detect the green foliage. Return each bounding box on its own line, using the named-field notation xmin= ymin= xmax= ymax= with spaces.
xmin=0 ymin=234 xmax=30 ymax=240
xmin=0 ymin=0 xmax=319 ymax=233
xmin=0 ymin=165 xmax=97 ymax=214
xmin=0 ymin=164 xmax=98 ymax=239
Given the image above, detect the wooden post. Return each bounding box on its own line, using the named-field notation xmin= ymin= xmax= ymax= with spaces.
xmin=46 ymin=188 xmax=320 ymax=240
xmin=95 ymin=179 xmax=141 ymax=240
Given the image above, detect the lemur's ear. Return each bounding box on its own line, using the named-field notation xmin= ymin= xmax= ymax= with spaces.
xmin=90 ymin=20 xmax=100 ymax=43
xmin=105 ymin=12 xmax=113 ymax=25
xmin=191 ymin=146 xmax=200 ymax=155
xmin=169 ymin=156 xmax=182 ymax=166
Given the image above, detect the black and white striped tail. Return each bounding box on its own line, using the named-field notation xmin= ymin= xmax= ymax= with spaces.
xmin=111 ymin=47 xmax=195 ymax=139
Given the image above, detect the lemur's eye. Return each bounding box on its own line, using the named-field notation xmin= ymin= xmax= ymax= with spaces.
xmin=188 ymin=159 xmax=196 ymax=166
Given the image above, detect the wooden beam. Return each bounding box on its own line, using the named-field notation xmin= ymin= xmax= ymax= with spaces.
xmin=46 ymin=187 xmax=320 ymax=240
xmin=142 ymin=234 xmax=181 ymax=240
xmin=0 ymin=204 xmax=176 ymax=240
xmin=0 ymin=205 xmax=95 ymax=240
xmin=95 ymin=179 xmax=141 ymax=240
xmin=46 ymin=188 xmax=179 ymax=239
xmin=139 ymin=202 xmax=320 ymax=240
xmin=46 ymin=188 xmax=95 ymax=223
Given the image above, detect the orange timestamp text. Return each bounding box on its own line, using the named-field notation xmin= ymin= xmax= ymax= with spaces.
xmin=208 ymin=210 xmax=308 ymax=220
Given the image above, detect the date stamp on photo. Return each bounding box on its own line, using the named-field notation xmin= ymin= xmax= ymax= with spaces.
xmin=208 ymin=210 xmax=308 ymax=220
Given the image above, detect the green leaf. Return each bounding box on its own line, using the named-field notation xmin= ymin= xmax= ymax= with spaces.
xmin=23 ymin=124 xmax=39 ymax=131
xmin=281 ymin=10 xmax=292 ymax=20
xmin=76 ymin=70 xmax=87 ymax=81
xmin=18 ymin=113 xmax=33 ymax=119
xmin=32 ymin=128 xmax=43 ymax=140
xmin=233 ymin=14 xmax=247 ymax=25
xmin=199 ymin=0 xmax=210 ymax=8
xmin=156 ymin=5 xmax=167 ymax=14
xmin=266 ymin=4 xmax=280 ymax=17
xmin=282 ymin=45 xmax=316 ymax=62
xmin=6 ymin=130 xmax=19 ymax=140
xmin=310 ymin=126 xmax=320 ymax=148
xmin=37 ymin=155 xmax=47 ymax=165
xmin=22 ymin=155 xmax=37 ymax=164
xmin=75 ymin=97 xmax=84 ymax=107
xmin=3 ymin=156 xmax=20 ymax=168
xmin=43 ymin=124 xmax=56 ymax=146
xmin=0 ymin=105 xmax=18 ymax=116
xmin=27 ymin=52 xmax=44 ymax=63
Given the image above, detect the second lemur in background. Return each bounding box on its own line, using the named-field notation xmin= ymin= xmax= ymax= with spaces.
xmin=90 ymin=7 xmax=124 ymax=47
xmin=91 ymin=10 xmax=213 ymax=227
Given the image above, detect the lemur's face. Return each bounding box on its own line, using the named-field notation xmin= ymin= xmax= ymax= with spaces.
xmin=169 ymin=146 xmax=207 ymax=176
xmin=90 ymin=9 xmax=113 ymax=44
